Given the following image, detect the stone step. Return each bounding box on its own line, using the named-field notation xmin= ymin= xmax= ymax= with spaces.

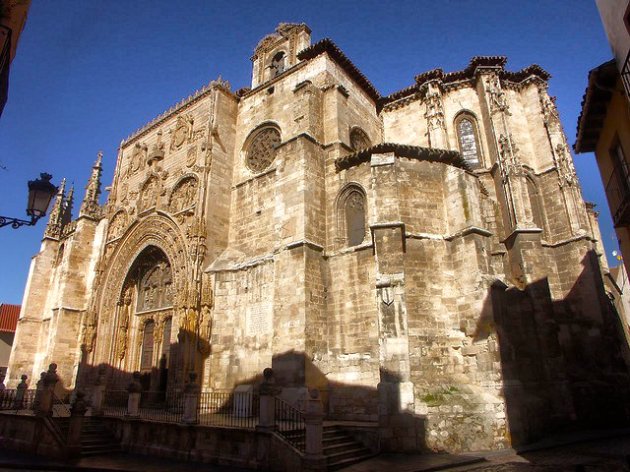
xmin=323 ymin=440 xmax=363 ymax=454
xmin=328 ymin=452 xmax=378 ymax=471
xmin=326 ymin=445 xmax=372 ymax=463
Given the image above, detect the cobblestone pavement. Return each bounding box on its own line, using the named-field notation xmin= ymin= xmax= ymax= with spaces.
xmin=450 ymin=435 xmax=630 ymax=472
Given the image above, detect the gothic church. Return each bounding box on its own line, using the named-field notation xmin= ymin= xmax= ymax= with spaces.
xmin=8 ymin=23 xmax=630 ymax=452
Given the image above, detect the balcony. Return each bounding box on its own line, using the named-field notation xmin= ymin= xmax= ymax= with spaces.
xmin=606 ymin=162 xmax=630 ymax=227
xmin=0 ymin=25 xmax=11 ymax=117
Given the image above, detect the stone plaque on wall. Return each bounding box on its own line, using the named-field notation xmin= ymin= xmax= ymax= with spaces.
xmin=246 ymin=304 xmax=272 ymax=337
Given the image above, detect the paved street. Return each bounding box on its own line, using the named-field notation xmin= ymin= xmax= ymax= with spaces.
xmin=2 ymin=429 xmax=630 ymax=471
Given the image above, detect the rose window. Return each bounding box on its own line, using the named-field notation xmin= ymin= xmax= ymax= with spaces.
xmin=246 ymin=127 xmax=281 ymax=173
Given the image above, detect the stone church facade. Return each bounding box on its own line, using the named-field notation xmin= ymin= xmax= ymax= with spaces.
xmin=8 ymin=24 xmax=630 ymax=452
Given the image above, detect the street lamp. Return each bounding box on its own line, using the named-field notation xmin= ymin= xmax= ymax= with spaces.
xmin=0 ymin=173 xmax=58 ymax=229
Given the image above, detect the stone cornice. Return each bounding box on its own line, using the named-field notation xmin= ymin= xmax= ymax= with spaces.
xmin=335 ymin=143 xmax=468 ymax=172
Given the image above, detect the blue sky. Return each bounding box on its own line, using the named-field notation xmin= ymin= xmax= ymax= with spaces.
xmin=0 ymin=0 xmax=616 ymax=303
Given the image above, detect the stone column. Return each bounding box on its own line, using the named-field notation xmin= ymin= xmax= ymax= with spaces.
xmin=12 ymin=375 xmax=28 ymax=410
xmin=126 ymin=372 xmax=141 ymax=417
xmin=38 ymin=363 xmax=59 ymax=416
xmin=181 ymin=372 xmax=200 ymax=424
xmin=257 ymin=368 xmax=277 ymax=431
xmin=67 ymin=391 xmax=88 ymax=457
xmin=303 ymin=388 xmax=326 ymax=472
xmin=32 ymin=372 xmax=46 ymax=414
xmin=90 ymin=365 xmax=106 ymax=416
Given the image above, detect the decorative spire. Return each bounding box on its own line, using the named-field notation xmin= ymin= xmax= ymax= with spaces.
xmin=80 ymin=151 xmax=103 ymax=219
xmin=44 ymin=178 xmax=66 ymax=239
xmin=62 ymin=185 xmax=74 ymax=225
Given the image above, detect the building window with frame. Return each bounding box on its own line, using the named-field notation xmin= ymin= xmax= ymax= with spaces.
xmin=455 ymin=113 xmax=482 ymax=168
xmin=245 ymin=125 xmax=282 ymax=173
xmin=338 ymin=185 xmax=367 ymax=247
xmin=350 ymin=127 xmax=371 ymax=152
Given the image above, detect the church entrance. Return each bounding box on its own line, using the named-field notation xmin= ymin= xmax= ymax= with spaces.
xmin=113 ymin=246 xmax=175 ymax=395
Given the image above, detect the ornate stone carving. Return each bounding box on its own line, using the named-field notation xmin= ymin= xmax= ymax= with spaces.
xmin=169 ymin=177 xmax=198 ymax=216
xmin=540 ymin=92 xmax=560 ymax=125
xmin=80 ymin=151 xmax=103 ymax=219
xmin=137 ymin=260 xmax=173 ymax=312
xmin=555 ymin=143 xmax=578 ymax=188
xmin=108 ymin=211 xmax=128 ymax=241
xmin=97 ymin=215 xmax=189 ymax=352
xmin=129 ymin=143 xmax=147 ymax=175
xmin=139 ymin=176 xmax=158 ymax=212
xmin=115 ymin=286 xmax=133 ymax=361
xmin=498 ymin=134 xmax=522 ymax=179
xmin=170 ymin=114 xmax=194 ymax=151
xmin=186 ymin=145 xmax=198 ymax=167
xmin=486 ymin=76 xmax=510 ymax=115
xmin=423 ymin=82 xmax=445 ymax=130
xmin=246 ymin=127 xmax=281 ymax=173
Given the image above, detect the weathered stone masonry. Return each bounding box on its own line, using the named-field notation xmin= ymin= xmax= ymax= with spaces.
xmin=8 ymin=23 xmax=630 ymax=453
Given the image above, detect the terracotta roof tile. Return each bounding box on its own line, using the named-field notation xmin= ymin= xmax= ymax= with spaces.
xmin=335 ymin=142 xmax=468 ymax=172
xmin=0 ymin=304 xmax=20 ymax=333
xmin=574 ymin=60 xmax=617 ymax=154
xmin=297 ymin=38 xmax=382 ymax=103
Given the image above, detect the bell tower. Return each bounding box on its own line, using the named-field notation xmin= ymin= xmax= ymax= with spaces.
xmin=250 ymin=23 xmax=311 ymax=88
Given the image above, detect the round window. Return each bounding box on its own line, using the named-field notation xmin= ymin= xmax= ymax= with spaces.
xmin=246 ymin=127 xmax=281 ymax=173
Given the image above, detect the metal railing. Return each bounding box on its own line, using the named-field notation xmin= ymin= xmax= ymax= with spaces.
xmin=102 ymin=390 xmax=127 ymax=417
xmin=274 ymin=397 xmax=305 ymax=452
xmin=138 ymin=390 xmax=183 ymax=423
xmin=52 ymin=392 xmax=71 ymax=417
xmin=0 ymin=389 xmax=35 ymax=413
xmin=198 ymin=391 xmax=259 ymax=429
xmin=606 ymin=162 xmax=630 ymax=226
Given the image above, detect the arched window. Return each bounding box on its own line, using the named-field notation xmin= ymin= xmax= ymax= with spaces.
xmin=245 ymin=125 xmax=281 ymax=173
xmin=455 ymin=113 xmax=482 ymax=168
xmin=270 ymin=51 xmax=286 ymax=78
xmin=338 ymin=185 xmax=367 ymax=247
xmin=140 ymin=320 xmax=155 ymax=371
xmin=350 ymin=127 xmax=371 ymax=152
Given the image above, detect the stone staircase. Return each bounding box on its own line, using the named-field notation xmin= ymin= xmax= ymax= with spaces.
xmin=55 ymin=416 xmax=121 ymax=457
xmin=322 ymin=425 xmax=376 ymax=471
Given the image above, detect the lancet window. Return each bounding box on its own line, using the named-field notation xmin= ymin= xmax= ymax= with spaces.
xmin=338 ymin=185 xmax=367 ymax=247
xmin=455 ymin=113 xmax=482 ymax=168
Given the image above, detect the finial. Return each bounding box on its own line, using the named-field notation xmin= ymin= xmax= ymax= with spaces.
xmin=44 ymin=178 xmax=67 ymax=239
xmin=79 ymin=152 xmax=103 ymax=219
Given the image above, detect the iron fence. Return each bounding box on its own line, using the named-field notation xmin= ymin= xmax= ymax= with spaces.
xmin=102 ymin=389 xmax=127 ymax=417
xmin=100 ymin=389 xmax=263 ymax=430
xmin=274 ymin=397 xmax=305 ymax=452
xmin=198 ymin=391 xmax=259 ymax=429
xmin=138 ymin=390 xmax=183 ymax=423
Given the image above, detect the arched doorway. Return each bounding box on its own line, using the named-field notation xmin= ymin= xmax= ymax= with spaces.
xmin=113 ymin=246 xmax=175 ymax=394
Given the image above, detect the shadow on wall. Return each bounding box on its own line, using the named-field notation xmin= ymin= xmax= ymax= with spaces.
xmin=479 ymin=249 xmax=630 ymax=445
xmin=56 ymin=249 xmax=630 ymax=452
